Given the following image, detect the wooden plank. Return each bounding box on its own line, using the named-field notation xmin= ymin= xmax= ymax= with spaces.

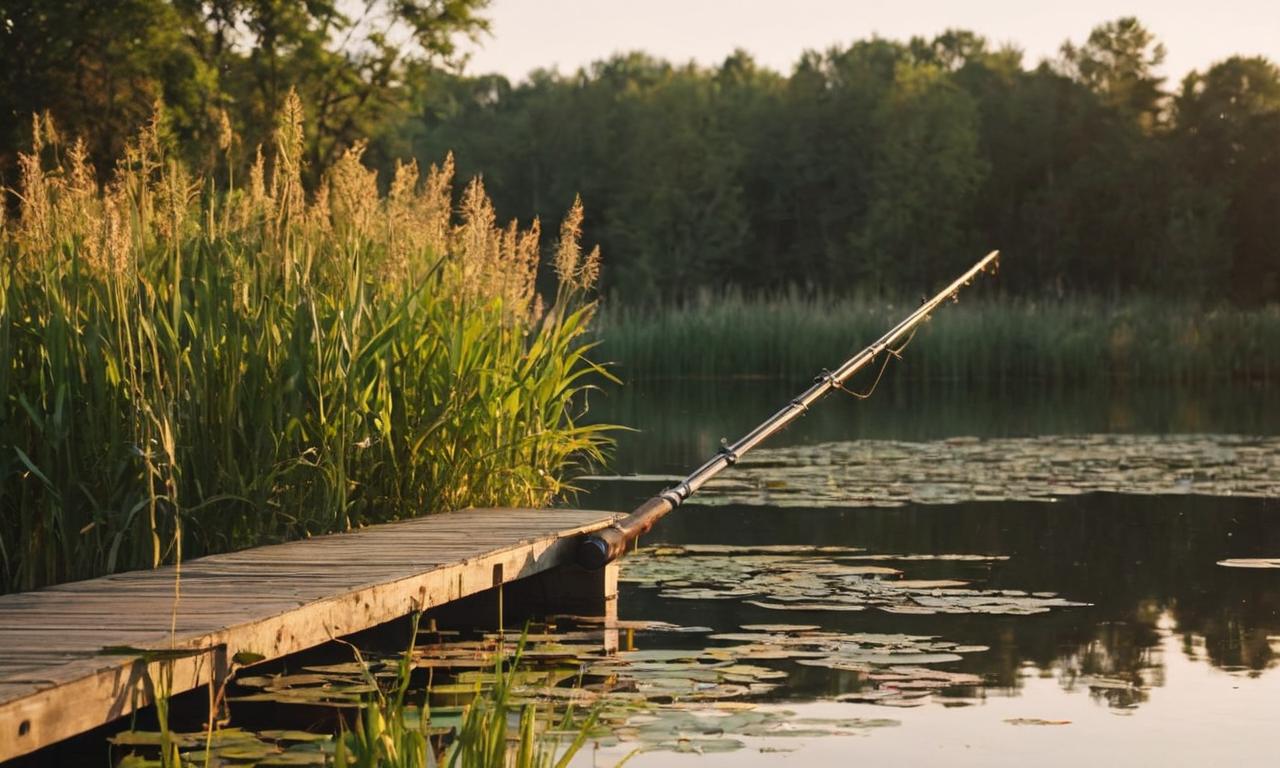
xmin=0 ymin=507 xmax=620 ymax=762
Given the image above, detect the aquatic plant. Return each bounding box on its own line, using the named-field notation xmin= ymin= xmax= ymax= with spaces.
xmin=331 ymin=615 xmax=598 ymax=768
xmin=619 ymin=543 xmax=1086 ymax=616
xmin=0 ymin=97 xmax=616 ymax=592
xmin=112 ymin=619 xmax=604 ymax=767
xmin=443 ymin=636 xmax=597 ymax=768
xmin=654 ymin=434 xmax=1280 ymax=508
xmin=228 ymin=616 xmax=913 ymax=757
xmin=333 ymin=614 xmax=439 ymax=768
xmin=596 ymin=291 xmax=1280 ymax=385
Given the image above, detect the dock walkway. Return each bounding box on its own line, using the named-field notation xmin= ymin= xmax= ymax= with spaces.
xmin=0 ymin=507 xmax=620 ymax=762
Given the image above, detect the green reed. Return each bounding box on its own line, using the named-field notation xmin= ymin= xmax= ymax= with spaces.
xmin=597 ymin=291 xmax=1280 ymax=386
xmin=0 ymin=98 xmax=615 ymax=593
xmin=443 ymin=637 xmax=597 ymax=768
xmin=335 ymin=617 xmax=596 ymax=768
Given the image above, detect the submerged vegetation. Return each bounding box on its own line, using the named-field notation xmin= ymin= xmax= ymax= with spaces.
xmin=0 ymin=96 xmax=614 ymax=593
xmin=597 ymin=294 xmax=1280 ymax=384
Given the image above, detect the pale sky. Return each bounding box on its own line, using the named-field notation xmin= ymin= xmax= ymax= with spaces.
xmin=461 ymin=1 xmax=1280 ymax=84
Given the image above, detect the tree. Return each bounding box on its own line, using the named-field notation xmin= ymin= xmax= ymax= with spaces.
xmin=859 ymin=60 xmax=986 ymax=292
xmin=912 ymin=28 xmax=991 ymax=72
xmin=381 ymin=22 xmax=1275 ymax=306
xmin=0 ymin=0 xmax=215 ymax=178
xmin=0 ymin=0 xmax=491 ymax=180
xmin=215 ymin=0 xmax=491 ymax=172
xmin=1060 ymin=17 xmax=1167 ymax=128
xmin=1173 ymin=57 xmax=1280 ymax=302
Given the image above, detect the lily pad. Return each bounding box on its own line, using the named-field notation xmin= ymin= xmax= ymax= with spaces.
xmin=665 ymin=434 xmax=1280 ymax=508
xmin=257 ymin=730 xmax=332 ymax=743
xmin=623 ymin=546 xmax=1087 ymax=616
xmin=257 ymin=752 xmax=329 ymax=766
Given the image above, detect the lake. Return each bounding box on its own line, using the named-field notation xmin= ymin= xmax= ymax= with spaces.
xmin=574 ymin=378 xmax=1280 ymax=766
xmin=49 ymin=378 xmax=1280 ymax=767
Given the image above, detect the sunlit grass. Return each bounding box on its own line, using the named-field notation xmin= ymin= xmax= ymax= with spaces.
xmin=0 ymin=96 xmax=615 ymax=593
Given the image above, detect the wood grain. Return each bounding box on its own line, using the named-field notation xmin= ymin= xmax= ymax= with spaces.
xmin=0 ymin=507 xmax=620 ymax=762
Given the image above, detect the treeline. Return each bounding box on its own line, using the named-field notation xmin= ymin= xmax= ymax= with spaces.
xmin=3 ymin=10 xmax=1278 ymax=305
xmin=403 ymin=20 xmax=1280 ymax=305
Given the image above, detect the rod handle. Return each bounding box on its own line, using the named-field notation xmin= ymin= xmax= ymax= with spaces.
xmin=577 ymin=496 xmax=673 ymax=569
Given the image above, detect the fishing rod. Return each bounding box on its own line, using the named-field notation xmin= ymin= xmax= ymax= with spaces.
xmin=576 ymin=249 xmax=1001 ymax=570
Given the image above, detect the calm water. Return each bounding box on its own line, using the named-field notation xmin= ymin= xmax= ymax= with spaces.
xmin=579 ymin=380 xmax=1280 ymax=766
xmin=37 ymin=380 xmax=1280 ymax=767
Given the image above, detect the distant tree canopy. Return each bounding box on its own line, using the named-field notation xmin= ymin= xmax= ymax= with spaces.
xmin=401 ymin=19 xmax=1280 ymax=305
xmin=2 ymin=10 xmax=1278 ymax=305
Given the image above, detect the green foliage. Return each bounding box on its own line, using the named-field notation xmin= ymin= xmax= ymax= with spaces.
xmin=0 ymin=100 xmax=614 ymax=593
xmin=1059 ymin=16 xmax=1167 ymax=121
xmin=403 ymin=19 xmax=1280 ymax=306
xmin=0 ymin=0 xmax=490 ymax=179
xmin=444 ymin=636 xmax=596 ymax=768
xmin=1173 ymin=57 xmax=1280 ymax=303
xmin=596 ymin=293 xmax=1280 ymax=385
xmin=7 ymin=12 xmax=1280 ymax=305
xmin=110 ymin=619 xmax=601 ymax=767
xmin=0 ymin=0 xmax=216 ymax=175
xmin=334 ymin=616 xmax=434 ymax=768
xmin=334 ymin=620 xmax=597 ymax=768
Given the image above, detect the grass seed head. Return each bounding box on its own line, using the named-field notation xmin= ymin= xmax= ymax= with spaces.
xmin=271 ymin=89 xmax=306 ymax=229
xmin=0 ymin=95 xmax=613 ymax=593
xmin=16 ymin=150 xmax=50 ymax=253
xmin=328 ymin=140 xmax=379 ymax=245
xmin=554 ymin=195 xmax=585 ymax=287
xmin=216 ymin=109 xmax=234 ymax=152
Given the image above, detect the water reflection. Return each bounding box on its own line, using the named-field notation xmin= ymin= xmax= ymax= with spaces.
xmin=580 ymin=379 xmax=1280 ymax=719
xmin=587 ymin=379 xmax=1280 ymax=476
xmin=614 ymin=496 xmax=1280 ymax=696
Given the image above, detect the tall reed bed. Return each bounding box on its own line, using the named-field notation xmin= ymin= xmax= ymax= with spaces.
xmin=597 ymin=291 xmax=1280 ymax=385
xmin=0 ymin=96 xmax=614 ymax=593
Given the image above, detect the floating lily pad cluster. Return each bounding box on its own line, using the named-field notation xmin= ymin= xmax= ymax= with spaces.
xmin=600 ymin=434 xmax=1280 ymax=507
xmin=622 ymin=544 xmax=1088 ymax=615
xmin=110 ymin=616 xmax=995 ymax=763
xmin=486 ymin=621 xmax=941 ymax=746
xmin=591 ymin=705 xmax=900 ymax=755
xmin=106 ymin=543 xmax=1092 ymax=762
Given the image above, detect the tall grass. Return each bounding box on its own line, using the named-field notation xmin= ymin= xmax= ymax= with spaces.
xmin=597 ymin=291 xmax=1280 ymax=385
xmin=0 ymin=96 xmax=614 ymax=593
xmin=442 ymin=636 xmax=597 ymax=768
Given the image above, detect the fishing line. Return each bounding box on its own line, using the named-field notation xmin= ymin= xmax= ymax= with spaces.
xmin=831 ymin=324 xmax=920 ymax=401
xmin=578 ymin=250 xmax=1002 ymax=570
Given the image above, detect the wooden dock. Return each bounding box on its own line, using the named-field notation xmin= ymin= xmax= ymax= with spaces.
xmin=0 ymin=507 xmax=622 ymax=762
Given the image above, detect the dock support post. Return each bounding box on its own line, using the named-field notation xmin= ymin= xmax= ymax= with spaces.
xmin=427 ymin=561 xmax=620 ymax=652
xmin=531 ymin=562 xmax=618 ymax=617
xmin=531 ymin=562 xmax=619 ymax=652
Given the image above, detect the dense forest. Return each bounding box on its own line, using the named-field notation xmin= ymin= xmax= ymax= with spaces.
xmin=3 ymin=5 xmax=1278 ymax=304
xmin=407 ymin=22 xmax=1280 ymax=305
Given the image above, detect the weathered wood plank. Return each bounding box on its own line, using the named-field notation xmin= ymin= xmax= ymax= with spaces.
xmin=0 ymin=507 xmax=620 ymax=762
